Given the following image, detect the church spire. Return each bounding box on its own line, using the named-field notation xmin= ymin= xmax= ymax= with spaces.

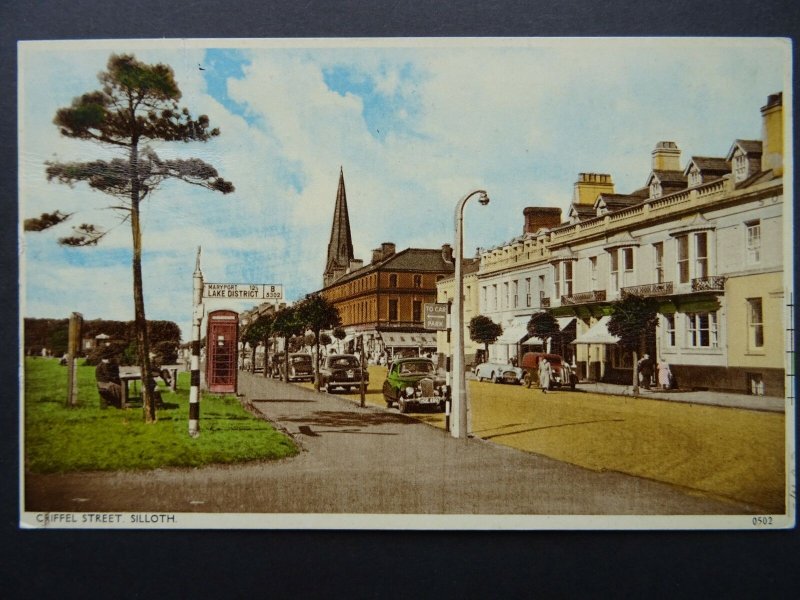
xmin=323 ymin=167 xmax=355 ymax=286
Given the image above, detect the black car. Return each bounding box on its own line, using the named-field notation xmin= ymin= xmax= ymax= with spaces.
xmin=279 ymin=353 xmax=314 ymax=382
xmin=318 ymin=354 xmax=368 ymax=393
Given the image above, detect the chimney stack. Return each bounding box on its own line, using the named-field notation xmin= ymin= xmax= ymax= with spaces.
xmin=523 ymin=207 xmax=562 ymax=234
xmin=761 ymin=92 xmax=783 ymax=176
xmin=651 ymin=141 xmax=681 ymax=172
xmin=572 ymin=173 xmax=614 ymax=205
xmin=371 ymin=242 xmax=396 ymax=264
xmin=441 ymin=243 xmax=453 ymax=263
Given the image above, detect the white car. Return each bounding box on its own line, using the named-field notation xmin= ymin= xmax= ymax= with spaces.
xmin=474 ymin=362 xmax=524 ymax=384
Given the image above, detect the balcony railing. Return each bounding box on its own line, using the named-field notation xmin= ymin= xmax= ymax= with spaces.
xmin=560 ymin=290 xmax=607 ymax=305
xmin=540 ymin=297 xmax=551 ymax=308
xmin=691 ymin=276 xmax=726 ymax=292
xmin=621 ymin=282 xmax=674 ymax=298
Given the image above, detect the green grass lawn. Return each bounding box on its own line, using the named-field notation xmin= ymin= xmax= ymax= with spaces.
xmin=23 ymin=357 xmax=298 ymax=473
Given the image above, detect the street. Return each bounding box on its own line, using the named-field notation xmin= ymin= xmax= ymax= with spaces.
xmin=299 ymin=365 xmax=786 ymax=513
xmin=25 ymin=370 xmax=782 ymax=516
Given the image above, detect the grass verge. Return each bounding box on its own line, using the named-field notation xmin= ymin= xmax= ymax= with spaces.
xmin=23 ymin=357 xmax=298 ymax=473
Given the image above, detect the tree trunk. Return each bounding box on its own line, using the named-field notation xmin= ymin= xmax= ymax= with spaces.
xmin=268 ymin=336 xmax=269 ymax=377
xmin=632 ymin=349 xmax=640 ymax=395
xmin=130 ymin=141 xmax=155 ymax=423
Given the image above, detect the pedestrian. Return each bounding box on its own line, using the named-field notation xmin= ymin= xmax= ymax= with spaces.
xmin=95 ymin=347 xmax=122 ymax=408
xmin=637 ymin=353 xmax=653 ymax=389
xmin=657 ymin=360 xmax=672 ymax=390
xmin=538 ymin=357 xmax=552 ymax=393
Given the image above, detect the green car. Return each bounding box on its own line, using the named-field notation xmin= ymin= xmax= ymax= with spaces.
xmin=382 ymin=357 xmax=450 ymax=413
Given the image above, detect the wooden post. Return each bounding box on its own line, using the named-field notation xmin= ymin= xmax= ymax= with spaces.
xmin=66 ymin=312 xmax=83 ymax=408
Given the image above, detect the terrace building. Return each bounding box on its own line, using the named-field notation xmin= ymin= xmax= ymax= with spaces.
xmin=445 ymin=92 xmax=786 ymax=398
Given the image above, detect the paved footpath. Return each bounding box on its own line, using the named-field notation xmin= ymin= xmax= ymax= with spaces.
xmin=26 ymin=372 xmax=759 ymax=517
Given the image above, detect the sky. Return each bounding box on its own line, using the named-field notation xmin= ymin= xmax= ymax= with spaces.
xmin=19 ymin=38 xmax=789 ymax=340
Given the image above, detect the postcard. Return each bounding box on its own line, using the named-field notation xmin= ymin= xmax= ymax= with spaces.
xmin=18 ymin=37 xmax=794 ymax=529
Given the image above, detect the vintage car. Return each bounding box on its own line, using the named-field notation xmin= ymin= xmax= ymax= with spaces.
xmin=382 ymin=357 xmax=450 ymax=413
xmin=279 ymin=353 xmax=314 ymax=382
xmin=520 ymin=352 xmax=578 ymax=390
xmin=473 ymin=361 xmax=524 ymax=384
xmin=318 ymin=353 xmax=368 ymax=393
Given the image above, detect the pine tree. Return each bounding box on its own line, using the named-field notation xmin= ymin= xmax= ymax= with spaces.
xmin=34 ymin=54 xmax=234 ymax=422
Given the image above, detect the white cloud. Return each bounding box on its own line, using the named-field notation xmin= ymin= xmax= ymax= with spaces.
xmin=19 ymin=38 xmax=788 ymax=338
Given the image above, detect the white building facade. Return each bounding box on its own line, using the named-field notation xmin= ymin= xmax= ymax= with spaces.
xmin=462 ymin=92 xmax=786 ymax=397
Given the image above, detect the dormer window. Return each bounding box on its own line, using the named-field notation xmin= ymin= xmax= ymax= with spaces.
xmin=733 ymin=152 xmax=748 ymax=182
xmin=688 ymin=165 xmax=702 ymax=187
xmin=649 ymin=179 xmax=662 ymax=199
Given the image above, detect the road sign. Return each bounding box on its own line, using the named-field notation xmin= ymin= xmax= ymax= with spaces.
xmin=203 ymin=283 xmax=284 ymax=301
xmin=423 ymin=302 xmax=448 ymax=330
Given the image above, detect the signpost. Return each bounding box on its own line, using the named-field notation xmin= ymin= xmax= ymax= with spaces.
xmin=190 ymin=256 xmax=286 ymax=437
xmin=203 ymin=283 xmax=284 ymax=301
xmin=423 ymin=302 xmax=448 ymax=330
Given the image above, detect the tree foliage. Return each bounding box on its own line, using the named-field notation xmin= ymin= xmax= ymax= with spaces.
xmin=31 ymin=53 xmax=234 ymax=423
xmin=607 ymin=295 xmax=660 ymax=352
xmin=469 ymin=315 xmax=503 ymax=354
xmin=295 ymin=294 xmax=342 ymax=389
xmin=607 ymin=294 xmax=660 ymax=393
xmin=526 ymin=312 xmax=560 ymax=350
xmin=272 ymin=307 xmax=304 ymax=382
xmin=24 ymin=210 xmax=72 ymax=232
xmin=242 ymin=313 xmax=274 ymax=376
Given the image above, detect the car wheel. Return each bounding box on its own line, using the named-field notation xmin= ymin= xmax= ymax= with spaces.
xmin=398 ymin=397 xmax=408 ymax=413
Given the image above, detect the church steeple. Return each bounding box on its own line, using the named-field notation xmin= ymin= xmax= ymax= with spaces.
xmin=323 ymin=167 xmax=355 ymax=286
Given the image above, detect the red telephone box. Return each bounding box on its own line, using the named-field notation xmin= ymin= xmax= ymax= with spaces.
xmin=206 ymin=310 xmax=238 ymax=393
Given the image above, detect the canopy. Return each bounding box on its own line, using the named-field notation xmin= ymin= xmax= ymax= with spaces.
xmin=571 ymin=315 xmax=620 ymax=345
xmin=381 ymin=332 xmax=437 ymax=348
xmin=496 ymin=315 xmax=534 ymax=345
xmin=556 ymin=316 xmax=576 ymax=331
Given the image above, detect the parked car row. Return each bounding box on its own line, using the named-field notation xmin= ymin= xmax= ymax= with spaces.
xmin=265 ymin=350 xmax=577 ymax=412
xmin=472 ymin=353 xmax=577 ymax=390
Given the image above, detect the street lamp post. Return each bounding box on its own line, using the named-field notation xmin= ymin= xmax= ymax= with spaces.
xmin=451 ymin=189 xmax=490 ymax=439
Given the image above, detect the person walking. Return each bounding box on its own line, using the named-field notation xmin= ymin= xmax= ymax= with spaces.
xmin=538 ymin=357 xmax=552 ymax=393
xmin=638 ymin=353 xmax=653 ymax=390
xmin=657 ymin=360 xmax=673 ymax=390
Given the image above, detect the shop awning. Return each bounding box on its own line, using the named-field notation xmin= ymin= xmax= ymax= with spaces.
xmin=557 ymin=316 xmax=576 ymax=331
xmin=571 ymin=315 xmax=619 ymax=345
xmin=496 ymin=316 xmax=533 ymax=345
xmin=381 ymin=332 xmax=437 ymax=347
